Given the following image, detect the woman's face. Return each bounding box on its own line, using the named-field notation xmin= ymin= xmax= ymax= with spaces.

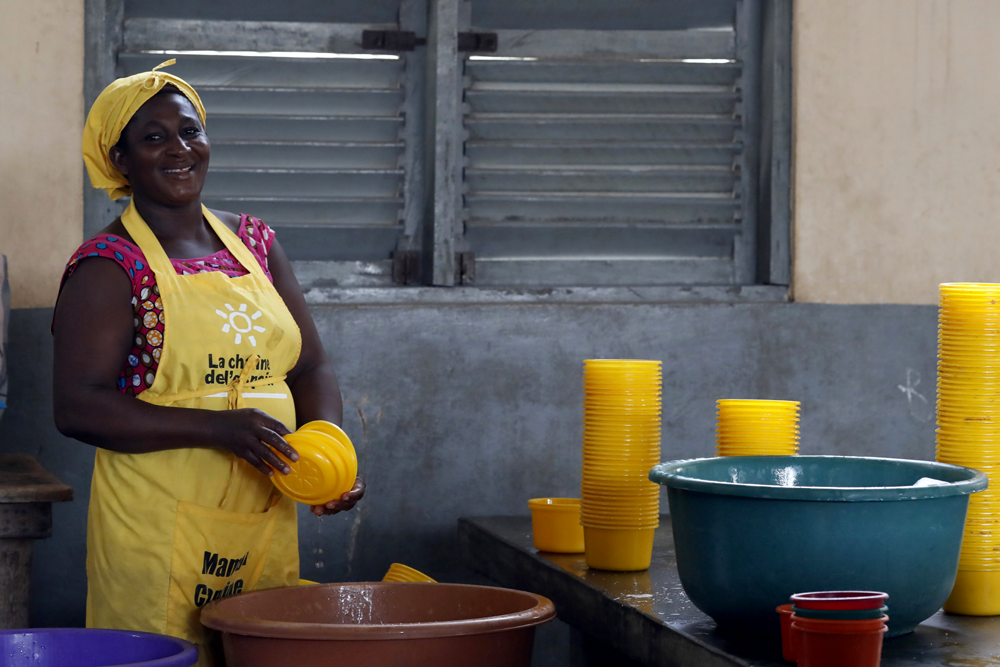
xmin=110 ymin=91 xmax=210 ymax=207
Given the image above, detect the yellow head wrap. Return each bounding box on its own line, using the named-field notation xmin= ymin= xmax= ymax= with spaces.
xmin=82 ymin=60 xmax=207 ymax=201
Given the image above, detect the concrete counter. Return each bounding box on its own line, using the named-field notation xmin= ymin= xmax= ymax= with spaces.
xmin=458 ymin=516 xmax=1000 ymax=667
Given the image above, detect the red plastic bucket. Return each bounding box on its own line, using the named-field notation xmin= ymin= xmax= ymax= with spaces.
xmin=791 ymin=614 xmax=888 ymax=667
xmin=790 ymin=591 xmax=888 ymax=611
xmin=775 ymin=604 xmax=798 ymax=662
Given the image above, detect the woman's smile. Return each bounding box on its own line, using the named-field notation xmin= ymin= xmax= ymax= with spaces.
xmin=162 ymin=163 xmax=199 ymax=180
xmin=110 ymin=90 xmax=211 ymax=207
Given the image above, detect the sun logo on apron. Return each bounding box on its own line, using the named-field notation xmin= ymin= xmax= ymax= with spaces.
xmin=216 ymin=303 xmax=267 ymax=346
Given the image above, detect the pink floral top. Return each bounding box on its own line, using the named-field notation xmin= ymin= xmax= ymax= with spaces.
xmin=60 ymin=215 xmax=276 ymax=396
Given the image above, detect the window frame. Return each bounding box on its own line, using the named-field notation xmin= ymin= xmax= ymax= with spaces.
xmin=83 ymin=0 xmax=792 ymax=303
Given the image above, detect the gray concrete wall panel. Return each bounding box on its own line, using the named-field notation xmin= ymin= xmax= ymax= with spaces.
xmin=1 ymin=302 xmax=937 ymax=626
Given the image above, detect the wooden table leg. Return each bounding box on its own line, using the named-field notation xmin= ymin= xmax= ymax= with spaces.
xmin=0 ymin=539 xmax=32 ymax=629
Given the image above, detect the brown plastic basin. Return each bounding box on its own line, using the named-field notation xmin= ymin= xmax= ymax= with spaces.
xmin=200 ymin=582 xmax=556 ymax=667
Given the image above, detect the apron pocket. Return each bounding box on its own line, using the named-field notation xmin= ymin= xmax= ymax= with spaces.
xmin=166 ymin=499 xmax=280 ymax=646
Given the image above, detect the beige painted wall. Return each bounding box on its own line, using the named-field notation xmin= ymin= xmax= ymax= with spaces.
xmin=0 ymin=0 xmax=84 ymax=309
xmin=794 ymin=0 xmax=1000 ymax=304
xmin=3 ymin=0 xmax=998 ymax=307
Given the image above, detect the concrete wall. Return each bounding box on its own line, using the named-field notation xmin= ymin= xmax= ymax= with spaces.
xmin=794 ymin=0 xmax=1000 ymax=305
xmin=0 ymin=0 xmax=84 ymax=309
xmin=1 ymin=301 xmax=939 ymax=626
xmin=7 ymin=0 xmax=1000 ymax=307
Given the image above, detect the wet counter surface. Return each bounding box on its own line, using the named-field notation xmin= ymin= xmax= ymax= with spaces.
xmin=458 ymin=516 xmax=1000 ymax=667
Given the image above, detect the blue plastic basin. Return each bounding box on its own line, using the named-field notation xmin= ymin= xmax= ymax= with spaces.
xmin=0 ymin=629 xmax=197 ymax=667
xmin=648 ymin=455 xmax=987 ymax=637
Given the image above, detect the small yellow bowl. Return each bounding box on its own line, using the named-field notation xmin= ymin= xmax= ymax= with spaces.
xmin=528 ymin=498 xmax=586 ymax=553
xmin=271 ymin=422 xmax=358 ymax=505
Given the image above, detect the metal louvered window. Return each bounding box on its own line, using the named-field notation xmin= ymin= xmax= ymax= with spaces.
xmin=86 ymin=0 xmax=790 ymax=295
xmin=421 ymin=0 xmax=790 ymax=290
xmin=462 ymin=40 xmax=747 ymax=287
xmin=112 ymin=16 xmax=425 ymax=286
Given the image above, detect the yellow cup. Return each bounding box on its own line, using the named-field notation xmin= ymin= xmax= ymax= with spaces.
xmin=584 ymin=526 xmax=655 ymax=571
xmin=581 ymin=501 xmax=661 ymax=514
xmin=717 ymin=432 xmax=800 ymax=442
xmin=940 ymin=282 xmax=1000 ymax=295
xmin=583 ymin=360 xmax=662 ymax=390
xmin=584 ymin=359 xmax=662 ymax=368
xmin=382 ymin=563 xmax=436 ymax=583
xmin=580 ymin=494 xmax=660 ymax=507
xmin=717 ymin=446 xmax=798 ymax=457
xmin=581 ymin=453 xmax=661 ymax=464
xmin=581 ymin=480 xmax=660 ymax=492
xmin=581 ymin=506 xmax=661 ymax=517
xmin=580 ymin=499 xmax=660 ymax=511
xmin=529 ymin=498 xmax=586 ymax=553
xmin=580 ymin=515 xmax=660 ymax=529
xmin=944 ymin=570 xmax=1000 ymax=615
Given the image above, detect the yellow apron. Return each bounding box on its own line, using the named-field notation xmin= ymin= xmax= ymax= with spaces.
xmin=86 ymin=201 xmax=302 ymax=665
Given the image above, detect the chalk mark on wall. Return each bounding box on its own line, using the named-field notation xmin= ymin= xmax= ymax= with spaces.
xmin=897 ymin=369 xmax=932 ymax=422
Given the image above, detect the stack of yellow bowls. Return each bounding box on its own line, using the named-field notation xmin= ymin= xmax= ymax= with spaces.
xmin=581 ymin=359 xmax=662 ymax=571
xmin=716 ymin=399 xmax=801 ymax=456
xmin=936 ymin=283 xmax=1000 ymax=615
xmin=271 ymin=420 xmax=358 ymax=506
xmin=382 ymin=563 xmax=436 ymax=583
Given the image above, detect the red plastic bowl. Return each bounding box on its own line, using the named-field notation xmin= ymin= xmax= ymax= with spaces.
xmin=791 ymin=591 xmax=888 ymax=610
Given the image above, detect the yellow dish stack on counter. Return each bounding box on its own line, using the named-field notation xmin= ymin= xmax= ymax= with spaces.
xmin=936 ymin=283 xmax=1000 ymax=615
xmin=580 ymin=359 xmax=662 ymax=571
xmin=716 ymin=399 xmax=800 ymax=456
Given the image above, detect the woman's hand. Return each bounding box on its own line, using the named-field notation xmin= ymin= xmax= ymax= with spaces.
xmin=311 ymin=476 xmax=365 ymax=516
xmin=212 ymin=408 xmax=299 ymax=477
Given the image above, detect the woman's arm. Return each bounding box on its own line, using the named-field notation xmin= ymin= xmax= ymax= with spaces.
xmin=266 ymin=238 xmax=365 ymax=516
xmin=267 ymin=240 xmax=343 ymax=428
xmin=52 ymin=257 xmax=299 ymax=477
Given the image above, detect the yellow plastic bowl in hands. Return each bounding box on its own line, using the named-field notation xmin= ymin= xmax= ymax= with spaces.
xmin=271 ymin=421 xmax=358 ymax=506
xmin=299 ymin=420 xmax=359 ymax=470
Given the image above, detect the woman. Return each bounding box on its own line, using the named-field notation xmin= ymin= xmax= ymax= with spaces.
xmin=53 ymin=61 xmax=364 ymax=664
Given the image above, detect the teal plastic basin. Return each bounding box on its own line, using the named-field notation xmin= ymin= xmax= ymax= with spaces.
xmin=648 ymin=456 xmax=987 ymax=637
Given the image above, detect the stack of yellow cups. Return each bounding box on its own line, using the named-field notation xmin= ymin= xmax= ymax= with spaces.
xmin=581 ymin=359 xmax=662 ymax=571
xmin=716 ymin=399 xmax=800 ymax=456
xmin=937 ymin=283 xmax=1000 ymax=615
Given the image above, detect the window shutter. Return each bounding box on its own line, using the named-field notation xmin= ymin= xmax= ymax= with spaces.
xmin=118 ymin=20 xmax=413 ymax=265
xmin=461 ymin=28 xmax=750 ymax=287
